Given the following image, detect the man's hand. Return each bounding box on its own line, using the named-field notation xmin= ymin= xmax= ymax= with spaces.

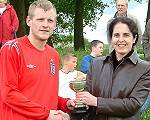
xmin=47 ymin=110 xmax=70 ymax=120
xmin=66 ymin=99 xmax=75 ymax=110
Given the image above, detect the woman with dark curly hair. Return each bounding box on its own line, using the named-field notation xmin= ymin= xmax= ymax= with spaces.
xmin=76 ymin=17 xmax=150 ymax=120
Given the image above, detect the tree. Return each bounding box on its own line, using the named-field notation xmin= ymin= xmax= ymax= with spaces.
xmin=74 ymin=0 xmax=84 ymax=50
xmin=128 ymin=0 xmax=150 ymax=24
xmin=10 ymin=0 xmax=149 ymax=50
xmin=10 ymin=0 xmax=107 ymax=49
xmin=146 ymin=0 xmax=150 ymax=24
xmin=51 ymin=0 xmax=107 ymax=50
xmin=10 ymin=0 xmax=27 ymax=37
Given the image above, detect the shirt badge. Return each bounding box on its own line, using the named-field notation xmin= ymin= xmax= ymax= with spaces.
xmin=50 ymin=59 xmax=55 ymax=75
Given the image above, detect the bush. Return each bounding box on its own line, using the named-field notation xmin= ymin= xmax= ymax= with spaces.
xmin=137 ymin=46 xmax=144 ymax=54
xmin=141 ymin=107 xmax=150 ymax=120
xmin=139 ymin=54 xmax=144 ymax=60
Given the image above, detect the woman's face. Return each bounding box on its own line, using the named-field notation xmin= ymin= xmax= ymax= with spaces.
xmin=111 ymin=22 xmax=135 ymax=60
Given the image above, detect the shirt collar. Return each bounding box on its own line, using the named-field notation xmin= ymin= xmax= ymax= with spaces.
xmin=114 ymin=12 xmax=127 ymax=18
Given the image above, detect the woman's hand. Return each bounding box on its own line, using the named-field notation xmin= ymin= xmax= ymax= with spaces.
xmin=76 ymin=91 xmax=97 ymax=107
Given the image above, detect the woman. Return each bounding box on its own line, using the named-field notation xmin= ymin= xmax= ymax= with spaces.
xmin=76 ymin=17 xmax=150 ymax=120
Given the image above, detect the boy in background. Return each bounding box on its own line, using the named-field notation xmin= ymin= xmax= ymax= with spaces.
xmin=80 ymin=40 xmax=104 ymax=74
xmin=59 ymin=53 xmax=86 ymax=99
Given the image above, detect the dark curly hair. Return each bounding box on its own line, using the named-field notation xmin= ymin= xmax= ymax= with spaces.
xmin=108 ymin=17 xmax=139 ymax=47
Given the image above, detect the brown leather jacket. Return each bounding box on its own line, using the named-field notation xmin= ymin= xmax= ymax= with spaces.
xmin=86 ymin=51 xmax=150 ymax=120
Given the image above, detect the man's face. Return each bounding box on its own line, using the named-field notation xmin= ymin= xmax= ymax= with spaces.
xmin=116 ymin=0 xmax=128 ymax=16
xmin=26 ymin=7 xmax=56 ymax=42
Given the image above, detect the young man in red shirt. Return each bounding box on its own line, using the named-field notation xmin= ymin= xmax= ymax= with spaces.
xmin=0 ymin=0 xmax=74 ymax=119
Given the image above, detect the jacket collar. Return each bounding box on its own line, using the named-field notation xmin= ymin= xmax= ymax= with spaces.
xmin=104 ymin=50 xmax=139 ymax=65
xmin=128 ymin=51 xmax=139 ymax=64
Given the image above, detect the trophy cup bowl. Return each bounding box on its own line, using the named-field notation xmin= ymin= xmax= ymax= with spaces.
xmin=69 ymin=80 xmax=88 ymax=113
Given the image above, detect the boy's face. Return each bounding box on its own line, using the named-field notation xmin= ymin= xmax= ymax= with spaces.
xmin=66 ymin=57 xmax=77 ymax=72
xmin=92 ymin=43 xmax=104 ymax=57
xmin=0 ymin=1 xmax=6 ymax=8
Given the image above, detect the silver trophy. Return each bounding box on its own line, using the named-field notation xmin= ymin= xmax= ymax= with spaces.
xmin=69 ymin=80 xmax=88 ymax=113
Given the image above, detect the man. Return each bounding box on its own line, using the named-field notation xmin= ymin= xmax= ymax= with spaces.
xmin=80 ymin=40 xmax=104 ymax=74
xmin=141 ymin=19 xmax=150 ymax=112
xmin=0 ymin=0 xmax=74 ymax=120
xmin=107 ymin=0 xmax=142 ymax=50
xmin=0 ymin=0 xmax=19 ymax=47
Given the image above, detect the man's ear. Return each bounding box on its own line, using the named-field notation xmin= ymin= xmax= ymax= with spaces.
xmin=26 ymin=16 xmax=32 ymax=27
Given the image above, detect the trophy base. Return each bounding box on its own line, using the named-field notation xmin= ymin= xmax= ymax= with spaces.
xmin=71 ymin=104 xmax=88 ymax=113
xmin=71 ymin=107 xmax=87 ymax=113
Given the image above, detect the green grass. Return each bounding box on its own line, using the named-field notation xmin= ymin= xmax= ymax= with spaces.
xmin=141 ymin=107 xmax=150 ymax=120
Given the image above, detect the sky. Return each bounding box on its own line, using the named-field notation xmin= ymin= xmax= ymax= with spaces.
xmin=84 ymin=0 xmax=148 ymax=44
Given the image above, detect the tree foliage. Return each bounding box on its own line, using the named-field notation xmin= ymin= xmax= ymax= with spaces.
xmin=10 ymin=0 xmax=107 ymax=49
xmin=11 ymin=0 xmax=149 ymax=49
xmin=51 ymin=0 xmax=107 ymax=33
xmin=51 ymin=0 xmax=107 ymax=50
xmin=50 ymin=0 xmax=107 ymax=50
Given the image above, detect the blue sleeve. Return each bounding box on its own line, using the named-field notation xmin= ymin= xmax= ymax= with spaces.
xmin=80 ymin=56 xmax=91 ymax=74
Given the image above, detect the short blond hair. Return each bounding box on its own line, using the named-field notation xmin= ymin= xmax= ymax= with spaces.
xmin=28 ymin=0 xmax=57 ymax=19
xmin=61 ymin=53 xmax=77 ymax=66
xmin=0 ymin=0 xmax=7 ymax=3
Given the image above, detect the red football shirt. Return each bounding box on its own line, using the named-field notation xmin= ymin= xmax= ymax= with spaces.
xmin=0 ymin=36 xmax=68 ymax=120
